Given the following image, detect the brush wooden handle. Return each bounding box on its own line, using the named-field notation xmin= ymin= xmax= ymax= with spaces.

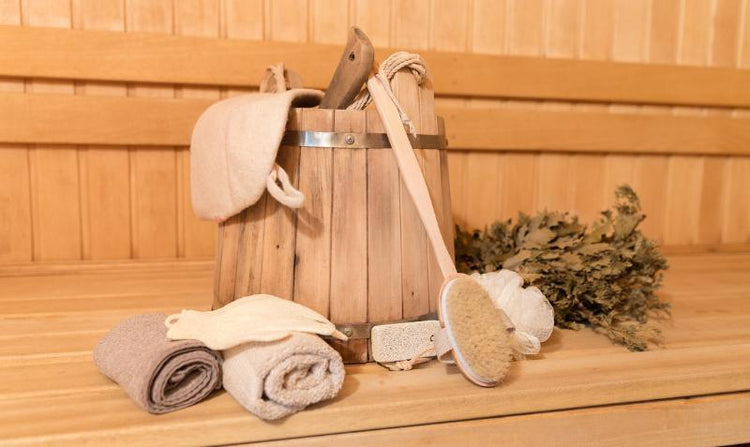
xmin=368 ymin=77 xmax=457 ymax=280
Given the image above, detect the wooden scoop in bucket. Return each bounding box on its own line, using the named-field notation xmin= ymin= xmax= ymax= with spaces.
xmin=368 ymin=77 xmax=514 ymax=387
xmin=319 ymin=27 xmax=375 ymax=109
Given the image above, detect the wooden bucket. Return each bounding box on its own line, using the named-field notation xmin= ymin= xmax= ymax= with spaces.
xmin=212 ymin=70 xmax=454 ymax=363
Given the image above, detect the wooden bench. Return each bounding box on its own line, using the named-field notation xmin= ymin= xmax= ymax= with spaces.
xmin=1 ymin=253 xmax=749 ymax=445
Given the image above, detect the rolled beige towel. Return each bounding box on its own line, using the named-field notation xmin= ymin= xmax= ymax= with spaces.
xmin=222 ymin=332 xmax=345 ymax=420
xmin=93 ymin=313 xmax=222 ymax=414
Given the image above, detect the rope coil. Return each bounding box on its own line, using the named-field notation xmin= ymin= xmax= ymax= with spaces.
xmin=349 ymin=51 xmax=429 ymax=136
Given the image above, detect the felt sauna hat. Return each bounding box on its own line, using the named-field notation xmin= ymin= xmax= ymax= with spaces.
xmin=190 ymin=89 xmax=324 ymax=222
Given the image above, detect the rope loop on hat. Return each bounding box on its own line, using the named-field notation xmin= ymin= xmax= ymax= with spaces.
xmin=267 ymin=163 xmax=305 ymax=209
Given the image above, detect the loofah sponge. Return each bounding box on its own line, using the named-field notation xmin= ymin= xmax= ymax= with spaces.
xmin=473 ymin=270 xmax=554 ymax=342
xmin=440 ymin=275 xmax=513 ymax=386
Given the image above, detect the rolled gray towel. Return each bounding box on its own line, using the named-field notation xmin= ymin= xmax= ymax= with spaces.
xmin=93 ymin=313 xmax=222 ymax=414
xmin=222 ymin=332 xmax=345 ymax=420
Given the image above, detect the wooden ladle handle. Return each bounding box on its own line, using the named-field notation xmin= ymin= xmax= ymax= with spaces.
xmin=319 ymin=27 xmax=375 ymax=109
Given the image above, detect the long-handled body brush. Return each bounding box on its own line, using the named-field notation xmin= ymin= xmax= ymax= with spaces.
xmin=368 ymin=77 xmax=513 ymax=387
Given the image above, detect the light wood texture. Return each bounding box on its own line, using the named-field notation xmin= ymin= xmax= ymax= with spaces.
xmin=214 ymin=93 xmax=452 ymax=362
xmin=370 ymin=77 xmax=456 ymax=279
xmin=0 ymin=252 xmax=748 ymax=445
xmin=391 ymin=71 xmax=431 ymax=318
xmin=0 ymin=3 xmax=30 ymax=264
xmin=292 ymin=109 xmax=333 ymax=317
xmin=329 ymin=109 xmax=368 ymax=362
xmin=1 ymin=0 xmax=749 ymax=265
xmin=5 ymin=91 xmax=750 ymax=156
xmin=4 ymin=24 xmax=750 ymax=107
xmin=74 ymin=0 xmax=131 ymax=261
xmin=127 ymin=0 xmax=178 ymax=260
xmin=254 ymin=393 xmax=750 ymax=447
xmin=365 ymin=109 xmax=403 ymax=322
xmin=258 ymin=113 xmax=301 ymax=300
xmin=25 ymin=0 xmax=81 ymax=263
xmin=5 ymin=91 xmax=750 ymax=159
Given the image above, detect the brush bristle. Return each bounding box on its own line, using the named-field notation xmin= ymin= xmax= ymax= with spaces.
xmin=443 ymin=275 xmax=513 ymax=385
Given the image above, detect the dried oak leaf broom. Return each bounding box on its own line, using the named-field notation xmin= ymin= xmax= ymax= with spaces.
xmin=455 ymin=185 xmax=670 ymax=351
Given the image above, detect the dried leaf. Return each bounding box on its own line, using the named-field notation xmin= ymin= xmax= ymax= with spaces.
xmin=455 ymin=185 xmax=670 ymax=351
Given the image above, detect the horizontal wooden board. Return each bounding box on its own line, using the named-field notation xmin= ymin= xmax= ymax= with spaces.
xmin=3 ymin=92 xmax=750 ymax=156
xmin=253 ymin=392 xmax=750 ymax=447
xmin=0 ymin=253 xmax=749 ymax=445
xmin=445 ymin=107 xmax=750 ymax=155
xmin=0 ymin=92 xmax=208 ymax=146
xmin=2 ymin=25 xmax=750 ymax=107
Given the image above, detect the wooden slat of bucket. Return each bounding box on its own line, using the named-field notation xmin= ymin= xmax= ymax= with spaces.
xmin=437 ymin=117 xmax=455 ymax=259
xmin=213 ymin=212 xmax=244 ymax=308
xmin=233 ymin=193 xmax=267 ymax=299
xmin=366 ymin=109 xmax=403 ymax=323
xmin=418 ymin=77 xmax=446 ymax=313
xmin=293 ymin=109 xmax=334 ymax=317
xmin=391 ymin=70 xmax=430 ymax=318
xmin=258 ymin=110 xmax=302 ymax=300
xmin=330 ymin=109 xmax=369 ymax=363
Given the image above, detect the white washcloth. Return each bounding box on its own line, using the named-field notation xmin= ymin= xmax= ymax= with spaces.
xmin=223 ymin=333 xmax=345 ymax=420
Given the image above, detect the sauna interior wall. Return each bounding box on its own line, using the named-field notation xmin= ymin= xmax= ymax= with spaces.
xmin=1 ymin=0 xmax=749 ymax=264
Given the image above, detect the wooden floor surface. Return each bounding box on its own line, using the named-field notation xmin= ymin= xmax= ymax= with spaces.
xmin=0 ymin=253 xmax=749 ymax=446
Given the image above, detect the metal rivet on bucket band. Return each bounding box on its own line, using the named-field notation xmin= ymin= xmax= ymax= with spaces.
xmin=280 ymin=131 xmax=447 ymax=149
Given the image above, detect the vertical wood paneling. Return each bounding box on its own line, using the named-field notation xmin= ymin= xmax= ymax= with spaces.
xmin=572 ymin=0 xmax=611 ymax=223
xmin=0 ymin=0 xmax=32 ymax=262
xmin=722 ymin=157 xmax=750 ymax=243
xmin=352 ymin=0 xmax=390 ymax=46
xmin=538 ymin=0 xmax=579 ymax=214
xmin=222 ymin=0 xmax=264 ymax=40
xmin=498 ymin=0 xmax=541 ymax=221
xmin=634 ymin=0 xmax=679 ymax=243
xmin=697 ymin=0 xmax=741 ymax=245
xmin=508 ymin=0 xmax=545 ymax=56
xmin=392 ymin=0 xmax=429 ymax=49
xmin=127 ymin=0 xmax=178 ymax=258
xmin=311 ymin=0 xmax=347 ymax=44
xmin=664 ymin=0 xmax=711 ymax=245
xmin=426 ymin=1 xmax=464 ymax=309
xmin=607 ymin=0 xmax=646 ymax=237
xmin=75 ymin=0 xmax=132 ymax=260
xmin=221 ymin=1 xmax=262 ymax=98
xmin=26 ymin=0 xmax=82 ymax=261
xmin=581 ymin=0 xmax=614 ymax=60
xmin=267 ymin=0 xmax=307 ymax=42
xmin=723 ymin=0 xmax=750 ymax=243
xmin=175 ymin=0 xmax=219 ymax=258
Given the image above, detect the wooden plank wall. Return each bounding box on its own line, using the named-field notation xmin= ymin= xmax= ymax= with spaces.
xmin=0 ymin=0 xmax=748 ymax=265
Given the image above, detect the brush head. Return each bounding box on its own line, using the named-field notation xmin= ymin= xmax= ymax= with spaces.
xmin=439 ymin=274 xmax=513 ymax=387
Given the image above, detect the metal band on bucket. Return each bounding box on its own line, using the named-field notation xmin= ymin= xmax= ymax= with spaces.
xmin=281 ymin=131 xmax=447 ymax=149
